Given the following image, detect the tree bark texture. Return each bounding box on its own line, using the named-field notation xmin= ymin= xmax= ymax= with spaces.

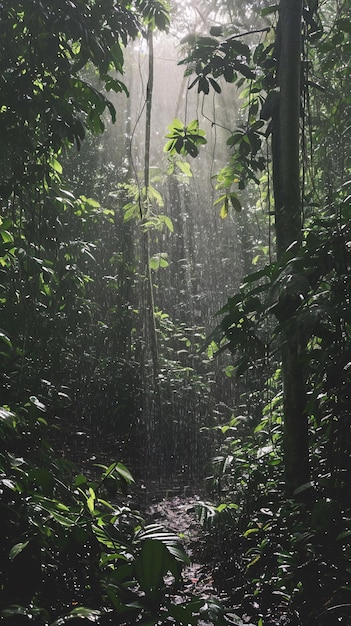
xmin=273 ymin=0 xmax=310 ymax=495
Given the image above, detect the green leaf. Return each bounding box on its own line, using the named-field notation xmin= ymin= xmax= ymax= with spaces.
xmin=158 ymin=215 xmax=174 ymax=232
xmin=0 ymin=478 xmax=16 ymax=490
xmin=114 ymin=462 xmax=135 ymax=484
xmin=74 ymin=474 xmax=88 ymax=487
xmin=150 ymin=254 xmax=169 ymax=270
xmin=49 ymin=157 xmax=63 ymax=174
xmin=123 ymin=202 xmax=140 ymax=221
xmin=336 ymin=530 xmax=351 ymax=542
xmin=9 ymin=541 xmax=29 ymax=561
xmin=1 ymin=230 xmax=14 ymax=243
xmin=186 ymin=119 xmax=199 ymax=133
xmin=220 ymin=197 xmax=229 ymax=219
xmin=243 ymin=527 xmax=260 ymax=537
xmin=194 ymin=36 xmax=219 ymax=49
xmin=235 ymin=62 xmax=255 ymax=80
xmin=85 ymin=197 xmax=100 ymax=208
xmin=198 ymin=76 xmax=210 ymax=94
xmin=166 ymin=544 xmax=190 ymax=565
xmin=228 ymin=40 xmax=251 ymax=59
xmin=1 ymin=605 xmax=44 ymax=619
xmin=247 ymin=554 xmax=261 ymax=568
xmin=136 ymin=524 xmax=180 ymax=543
xmin=0 ymin=331 xmax=12 ymax=347
xmin=51 ymin=607 xmax=101 ymax=624
xmin=230 ymin=194 xmax=242 ymax=212
xmin=134 ymin=539 xmax=172 ymax=592
xmin=176 ymin=160 xmax=192 ymax=176
xmin=87 ymin=487 xmax=96 ymax=514
xmin=168 ymin=118 xmax=184 ymax=130
xmin=164 ymin=139 xmax=176 ymax=153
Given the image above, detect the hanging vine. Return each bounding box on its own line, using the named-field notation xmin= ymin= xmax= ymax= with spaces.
xmin=141 ymin=24 xmax=163 ymax=436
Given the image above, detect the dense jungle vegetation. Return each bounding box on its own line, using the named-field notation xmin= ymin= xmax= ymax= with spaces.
xmin=1 ymin=0 xmax=351 ymax=624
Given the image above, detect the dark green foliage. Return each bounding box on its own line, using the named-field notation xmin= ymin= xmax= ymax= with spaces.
xmin=0 ymin=0 xmax=141 ymax=198
xmin=150 ymin=311 xmax=217 ymax=478
xmin=203 ymin=200 xmax=351 ymax=507
xmin=172 ymin=23 xmax=276 ymax=189
xmin=0 ymin=406 xmax=244 ymax=626
xmin=134 ymin=0 xmax=170 ymax=30
xmin=171 ymin=1 xmax=351 ymax=623
xmin=2 ymin=0 xmax=351 ymax=623
xmin=0 ymin=2 xmax=220 ymax=622
xmin=0 ymin=196 xmax=227 ymax=622
xmin=196 ymin=397 xmax=351 ymax=624
xmin=179 ymin=35 xmax=254 ymax=93
xmin=213 ymin=202 xmax=351 ymax=475
xmin=0 ymin=403 xmax=196 ymax=624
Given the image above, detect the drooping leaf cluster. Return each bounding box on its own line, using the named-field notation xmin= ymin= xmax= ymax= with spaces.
xmin=0 ymin=0 xmax=143 ymax=198
xmin=165 ymin=118 xmax=207 ymax=158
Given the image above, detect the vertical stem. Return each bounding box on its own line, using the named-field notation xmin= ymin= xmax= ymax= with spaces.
xmin=141 ymin=26 xmax=162 ymax=457
xmin=144 ymin=25 xmax=153 ymax=194
xmin=144 ymin=26 xmax=159 ymax=383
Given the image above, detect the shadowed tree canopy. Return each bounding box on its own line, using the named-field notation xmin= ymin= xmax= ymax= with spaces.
xmin=0 ymin=0 xmax=171 ymax=197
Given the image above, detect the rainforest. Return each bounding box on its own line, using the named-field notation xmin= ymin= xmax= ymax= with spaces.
xmin=0 ymin=1 xmax=351 ymax=624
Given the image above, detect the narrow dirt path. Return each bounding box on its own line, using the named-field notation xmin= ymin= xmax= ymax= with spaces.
xmin=146 ymin=495 xmax=217 ymax=599
xmin=143 ymin=495 xmax=258 ymax=626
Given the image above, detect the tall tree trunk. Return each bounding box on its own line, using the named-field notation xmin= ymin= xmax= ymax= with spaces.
xmin=273 ymin=0 xmax=310 ymax=495
xmin=140 ymin=26 xmax=162 ymax=465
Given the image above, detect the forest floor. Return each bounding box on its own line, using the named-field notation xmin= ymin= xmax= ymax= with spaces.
xmin=142 ymin=494 xmax=256 ymax=626
xmin=145 ymin=494 xmax=221 ymax=626
xmin=146 ymin=495 xmax=216 ymax=596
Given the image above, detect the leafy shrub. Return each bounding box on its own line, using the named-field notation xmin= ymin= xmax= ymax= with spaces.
xmin=195 ymin=406 xmax=351 ymax=625
xmin=0 ymin=400 xmax=199 ymax=624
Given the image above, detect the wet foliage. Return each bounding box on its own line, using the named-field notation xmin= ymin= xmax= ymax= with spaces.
xmin=1 ymin=0 xmax=351 ymax=625
xmin=0 ymin=404 xmax=230 ymax=625
xmin=194 ymin=409 xmax=351 ymax=625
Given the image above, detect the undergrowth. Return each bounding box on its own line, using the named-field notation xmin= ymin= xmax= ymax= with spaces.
xmin=194 ymin=409 xmax=351 ymax=625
